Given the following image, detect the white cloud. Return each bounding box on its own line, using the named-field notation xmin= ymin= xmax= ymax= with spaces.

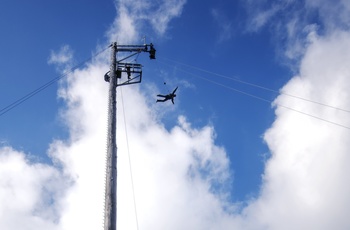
xmin=211 ymin=9 xmax=233 ymax=43
xmin=248 ymin=5 xmax=280 ymax=32
xmin=149 ymin=0 xmax=187 ymax=35
xmin=252 ymin=27 xmax=350 ymax=230
xmin=244 ymin=0 xmax=290 ymax=32
xmin=48 ymin=45 xmax=74 ymax=72
xmin=306 ymin=0 xmax=350 ymax=30
xmin=107 ymin=0 xmax=186 ymax=43
xmin=230 ymin=1 xmax=350 ymax=229
xmin=243 ymin=0 xmax=324 ymax=62
xmin=0 ymin=146 xmax=64 ymax=230
xmin=115 ymin=100 xmax=237 ymax=229
xmin=245 ymin=0 xmax=350 ymax=62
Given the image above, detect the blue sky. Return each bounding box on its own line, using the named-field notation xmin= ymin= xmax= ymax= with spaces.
xmin=1 ymin=0 xmax=350 ymax=229
xmin=0 ymin=0 xmax=114 ymax=152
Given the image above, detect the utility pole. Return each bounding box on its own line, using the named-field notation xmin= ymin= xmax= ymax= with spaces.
xmin=103 ymin=42 xmax=156 ymax=230
xmin=104 ymin=42 xmax=118 ymax=230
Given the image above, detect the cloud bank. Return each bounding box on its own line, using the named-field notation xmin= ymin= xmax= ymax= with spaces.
xmin=1 ymin=0 xmax=350 ymax=230
xmin=245 ymin=29 xmax=350 ymax=230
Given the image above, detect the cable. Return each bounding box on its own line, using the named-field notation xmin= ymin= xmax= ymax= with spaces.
xmin=159 ymin=56 xmax=350 ymax=114
xmin=120 ymin=87 xmax=140 ymax=230
xmin=158 ymin=60 xmax=350 ymax=130
xmin=0 ymin=46 xmax=110 ymax=117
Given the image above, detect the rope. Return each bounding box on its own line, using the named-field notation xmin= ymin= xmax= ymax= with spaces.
xmin=120 ymin=87 xmax=140 ymax=230
xmin=0 ymin=46 xmax=110 ymax=117
xmin=159 ymin=56 xmax=350 ymax=114
xmin=157 ymin=59 xmax=350 ymax=130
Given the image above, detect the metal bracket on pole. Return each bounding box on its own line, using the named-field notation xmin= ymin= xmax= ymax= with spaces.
xmin=104 ymin=63 xmax=143 ymax=86
xmin=104 ymin=43 xmax=156 ymax=88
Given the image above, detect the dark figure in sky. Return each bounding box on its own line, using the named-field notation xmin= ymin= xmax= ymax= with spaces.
xmin=156 ymin=87 xmax=178 ymax=104
xmin=125 ymin=65 xmax=131 ymax=79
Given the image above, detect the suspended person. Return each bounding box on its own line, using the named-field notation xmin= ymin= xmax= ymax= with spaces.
xmin=125 ymin=65 xmax=131 ymax=79
xmin=156 ymin=86 xmax=178 ymax=104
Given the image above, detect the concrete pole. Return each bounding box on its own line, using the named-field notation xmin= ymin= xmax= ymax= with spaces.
xmin=104 ymin=42 xmax=118 ymax=230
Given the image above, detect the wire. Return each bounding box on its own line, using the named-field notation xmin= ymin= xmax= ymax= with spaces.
xmin=134 ymin=52 xmax=141 ymax=63
xmin=120 ymin=87 xmax=140 ymax=230
xmin=0 ymin=46 xmax=110 ymax=117
xmin=157 ymin=60 xmax=350 ymax=130
xmin=160 ymin=56 xmax=350 ymax=114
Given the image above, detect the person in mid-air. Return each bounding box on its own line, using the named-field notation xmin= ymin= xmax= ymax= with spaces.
xmin=156 ymin=86 xmax=178 ymax=104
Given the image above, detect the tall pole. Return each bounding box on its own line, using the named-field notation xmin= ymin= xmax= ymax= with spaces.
xmin=104 ymin=42 xmax=118 ymax=230
xmin=103 ymin=42 xmax=155 ymax=230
